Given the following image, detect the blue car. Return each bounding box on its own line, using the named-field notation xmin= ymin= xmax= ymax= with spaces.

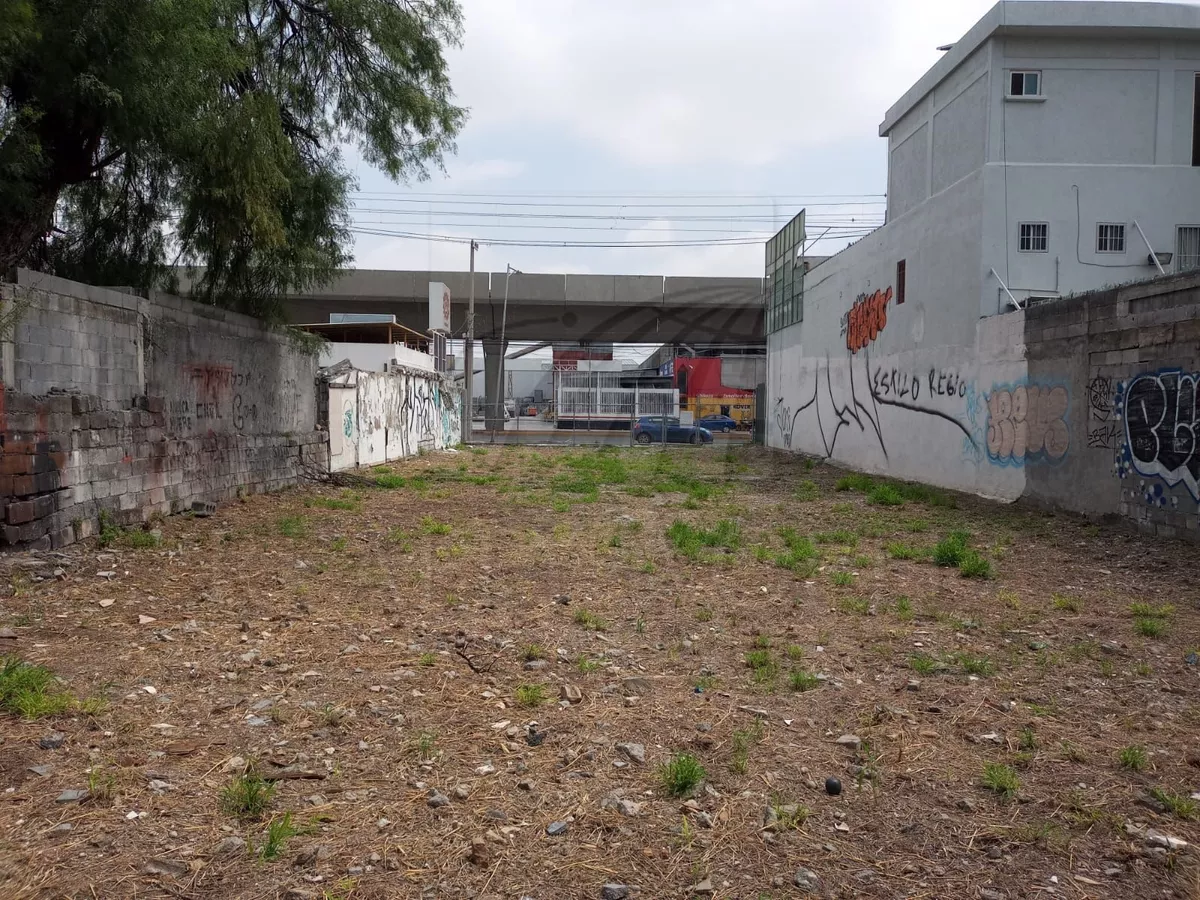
xmin=698 ymin=414 xmax=738 ymax=433
xmin=632 ymin=416 xmax=714 ymax=445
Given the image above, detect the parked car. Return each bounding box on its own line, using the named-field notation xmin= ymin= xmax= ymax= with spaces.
xmin=632 ymin=416 xmax=714 ymax=445
xmin=697 ymin=413 xmax=738 ymax=433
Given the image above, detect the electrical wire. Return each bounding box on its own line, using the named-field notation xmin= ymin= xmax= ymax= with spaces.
xmin=348 ymin=226 xmax=830 ymax=248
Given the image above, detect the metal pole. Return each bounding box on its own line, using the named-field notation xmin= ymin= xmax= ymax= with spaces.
xmin=462 ymin=240 xmax=477 ymax=445
xmin=497 ymin=265 xmax=518 ymax=437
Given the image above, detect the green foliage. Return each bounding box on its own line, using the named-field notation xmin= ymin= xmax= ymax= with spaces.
xmin=514 ymin=684 xmax=548 ymax=708
xmin=373 ymin=473 xmax=407 ymax=489
xmin=774 ymin=527 xmax=818 ymax=570
xmin=835 ymin=473 xmax=875 ymax=492
xmin=908 ymin=653 xmax=943 ymax=676
xmin=831 ymin=571 xmax=855 ymax=587
xmin=0 ymin=656 xmax=72 ymax=718
xmin=932 ymin=530 xmax=971 ymax=567
xmin=954 ymin=653 xmax=994 ymax=676
xmin=1052 ymin=593 xmax=1082 ymax=613
xmin=417 ymin=652 xmax=436 ymax=667
xmin=1149 ymin=787 xmax=1198 ymax=821
xmin=659 ymin=753 xmax=706 ymax=796
xmin=575 ymin=655 xmax=601 ymax=674
xmin=1135 ymin=616 xmax=1168 ymax=638
xmin=305 ymin=495 xmax=360 ymax=511
xmin=2 ymin=0 xmax=465 ymax=319
xmin=520 ymin=644 xmax=546 ymax=662
xmin=730 ymin=720 xmax=764 ymax=775
xmin=794 ymin=479 xmax=820 ymax=501
xmin=1130 ymin=602 xmax=1174 ymax=619
xmin=666 ymin=519 xmax=741 ymax=561
xmin=788 ymin=670 xmax=819 ymax=692
xmin=839 ymin=596 xmax=870 ymax=615
xmin=814 ymin=529 xmax=857 ymax=547
xmin=259 ymin=812 xmax=304 ymax=860
xmin=866 ymin=484 xmax=905 ymax=506
xmin=958 ymin=551 xmax=992 ymax=579
xmin=981 ymin=763 xmax=1020 ymax=801
xmin=893 ymin=596 xmax=914 ymax=620
xmin=1117 ymin=744 xmax=1147 ymax=772
xmin=420 ymin=516 xmax=452 ymax=536
xmin=278 ymin=516 xmax=307 ymax=538
xmin=573 ymin=609 xmax=607 ymax=631
xmin=886 ymin=542 xmax=926 ymax=561
xmin=220 ymin=772 xmax=276 ymax=820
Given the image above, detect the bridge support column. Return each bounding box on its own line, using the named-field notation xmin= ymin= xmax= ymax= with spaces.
xmin=483 ymin=339 xmax=508 ymax=433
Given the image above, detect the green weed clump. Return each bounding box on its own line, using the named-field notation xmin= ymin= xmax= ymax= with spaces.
xmin=666 ymin=519 xmax=741 ymax=561
xmin=867 ymin=484 xmax=905 ymax=506
xmin=220 ymin=772 xmax=276 ymax=820
xmin=981 ymin=763 xmax=1020 ymax=801
xmin=835 ymin=473 xmax=875 ymax=493
xmin=0 ymin=656 xmax=73 ymax=718
xmin=933 ymin=529 xmax=971 ymax=567
xmin=659 ymin=753 xmax=707 ymax=796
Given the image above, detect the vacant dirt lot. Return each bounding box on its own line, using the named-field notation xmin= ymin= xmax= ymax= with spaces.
xmin=1 ymin=446 xmax=1198 ymax=900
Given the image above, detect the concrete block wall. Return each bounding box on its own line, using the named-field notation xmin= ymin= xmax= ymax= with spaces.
xmin=1023 ymin=271 xmax=1200 ymax=540
xmin=0 ymin=273 xmax=328 ymax=550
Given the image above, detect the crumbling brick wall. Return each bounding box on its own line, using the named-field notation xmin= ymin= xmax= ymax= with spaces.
xmin=0 ymin=272 xmax=328 ymax=550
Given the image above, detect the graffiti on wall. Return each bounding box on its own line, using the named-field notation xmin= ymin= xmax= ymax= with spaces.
xmin=773 ymin=350 xmax=977 ymax=460
xmin=841 ymin=287 xmax=892 ymax=353
xmin=985 ymin=383 xmax=1070 ymax=467
xmin=1086 ymin=375 xmax=1119 ymax=450
xmin=1114 ymin=369 xmax=1199 ymax=501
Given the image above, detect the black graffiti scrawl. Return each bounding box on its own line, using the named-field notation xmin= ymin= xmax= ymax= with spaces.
xmin=1115 ymin=369 xmax=1199 ymax=501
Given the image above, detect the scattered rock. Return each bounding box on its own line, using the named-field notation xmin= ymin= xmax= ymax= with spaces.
xmin=427 ymin=791 xmax=451 ymax=809
xmin=142 ymin=858 xmax=189 ymax=878
xmin=689 ymin=877 xmax=714 ymax=895
xmin=834 ymin=734 xmax=861 ymax=749
xmin=293 ymin=844 xmax=330 ymax=868
xmin=523 ymin=660 xmax=548 ymax=671
xmin=554 ymin=594 xmax=571 ymax=605
xmin=976 ymin=732 xmax=1003 ymax=745
xmin=622 ymin=677 xmax=652 ymax=695
xmin=793 ymin=868 xmax=823 ymax=894
xmin=616 ymin=799 xmax=641 ymax=817
xmin=738 ymin=705 xmax=770 ymax=718
xmin=27 ymin=765 xmax=52 ymax=777
xmin=615 ymin=742 xmax=646 ymax=764
xmin=40 ymin=732 xmax=66 ymax=750
xmin=98 ymin=599 xmax=115 ymax=608
xmin=244 ymin=715 xmax=270 ymax=727
xmin=978 ymin=889 xmax=1006 ymax=900
xmin=601 ymin=885 xmax=631 ymax=900
xmin=0 ymin=627 xmax=17 ymax=639
xmin=285 ymin=890 xmax=319 ymax=900
xmin=986 ymin=846 xmax=1002 ymax=860
xmin=56 ymin=789 xmax=88 ymax=803
xmin=518 ymin=780 xmax=534 ymax=792
xmin=213 ymin=836 xmax=246 ymax=857
xmin=560 ymin=684 xmax=583 ymax=704
xmin=452 ymin=784 xmax=470 ymax=800
xmin=224 ymin=756 xmax=248 ymax=774
xmin=468 ymin=836 xmax=490 ymax=866
xmin=137 ymin=615 xmax=156 ymax=625
xmin=546 ymin=821 xmax=569 ymax=837
xmin=957 ymin=798 xmax=978 ymax=813
xmin=905 ymin=679 xmax=920 ymax=692
xmin=825 ymin=777 xmax=842 ymax=796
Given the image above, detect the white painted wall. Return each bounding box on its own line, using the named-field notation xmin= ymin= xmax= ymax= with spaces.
xmin=319 ymin=342 xmax=436 ymax=373
xmin=326 ymin=370 xmax=462 ymax=472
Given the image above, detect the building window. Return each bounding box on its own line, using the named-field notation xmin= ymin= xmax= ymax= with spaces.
xmin=1018 ymin=222 xmax=1048 ymax=253
xmin=1193 ymin=74 xmax=1200 ymax=167
xmin=1178 ymin=226 xmax=1200 ymax=272
xmin=1096 ymin=223 xmax=1126 ymax=254
xmin=1009 ymin=71 xmax=1042 ymax=97
xmin=896 ymin=259 xmax=906 ymax=304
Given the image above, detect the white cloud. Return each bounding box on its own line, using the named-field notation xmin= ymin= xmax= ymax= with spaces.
xmin=451 ymin=0 xmax=998 ymax=167
xmin=445 ymin=158 xmax=526 ymax=184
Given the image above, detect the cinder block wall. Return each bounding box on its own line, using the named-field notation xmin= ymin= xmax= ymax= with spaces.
xmin=1023 ymin=271 xmax=1200 ymax=540
xmin=0 ymin=272 xmax=328 ymax=549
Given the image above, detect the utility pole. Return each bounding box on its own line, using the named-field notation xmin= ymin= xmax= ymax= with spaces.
xmin=462 ymin=240 xmax=478 ymax=445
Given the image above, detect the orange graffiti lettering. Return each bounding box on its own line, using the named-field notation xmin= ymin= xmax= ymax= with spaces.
xmin=846 ymin=287 xmax=892 ymax=353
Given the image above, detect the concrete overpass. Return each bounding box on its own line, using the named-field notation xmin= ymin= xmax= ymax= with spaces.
xmin=283 ymin=269 xmax=766 ymax=345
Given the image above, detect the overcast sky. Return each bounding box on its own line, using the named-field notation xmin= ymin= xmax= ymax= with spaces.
xmin=346 ymin=0 xmax=1032 ymax=280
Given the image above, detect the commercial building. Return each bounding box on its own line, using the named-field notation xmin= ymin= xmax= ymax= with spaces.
xmin=766 ymin=1 xmax=1200 ymax=536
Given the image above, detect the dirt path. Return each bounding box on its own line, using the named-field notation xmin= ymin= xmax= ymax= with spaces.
xmin=1 ymin=446 xmax=1197 ymax=900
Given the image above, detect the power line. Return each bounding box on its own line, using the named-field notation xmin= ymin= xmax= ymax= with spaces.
xmin=348 ymin=206 xmax=883 ymax=225
xmin=348 ymin=226 xmax=797 ymax=248
xmin=349 ymin=218 xmax=877 ymax=237
xmin=348 ymin=189 xmax=886 ymax=200
xmin=348 ymin=195 xmax=886 ymax=211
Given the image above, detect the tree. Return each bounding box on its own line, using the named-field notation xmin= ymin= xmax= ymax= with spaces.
xmin=0 ymin=0 xmax=464 ymax=319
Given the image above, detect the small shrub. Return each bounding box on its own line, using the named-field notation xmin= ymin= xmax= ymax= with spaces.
xmin=421 ymin=516 xmax=452 ymax=535
xmin=887 ymin=542 xmax=926 ymax=561
xmin=373 ymin=473 xmax=407 ymax=489
xmin=692 ymin=674 xmax=719 ymax=691
xmin=981 ymin=763 xmax=1020 ymax=801
xmin=955 ymin=653 xmax=995 ymax=676
xmin=839 ymin=596 xmax=870 ymax=615
xmin=640 ymin=561 xmax=656 ymax=574
xmin=835 ymin=473 xmax=875 ymax=493
xmin=417 ymin=652 xmax=437 ymax=667
xmin=576 ymin=655 xmax=601 ymax=674
xmin=1135 ymin=616 xmax=1168 ymax=638
xmin=1052 ymin=593 xmax=1082 ymax=613
xmin=259 ymin=812 xmax=304 ymax=860
xmin=785 ymin=644 xmax=804 ymax=662
xmin=220 ymin=772 xmax=276 ymax=820
xmin=1018 ymin=727 xmax=1038 ymax=752
xmin=958 ymin=551 xmax=992 ymax=579
xmin=867 ymin=484 xmax=905 ymax=507
xmin=0 ymin=656 xmax=72 ymax=718
xmin=695 ymin=607 xmax=714 ymax=623
xmin=932 ymin=530 xmax=970 ymax=567
xmin=573 ymin=609 xmax=608 ymax=631
xmin=794 ymin=480 xmax=820 ymax=502
xmin=894 ymin=596 xmax=913 ymax=621
xmin=278 ymin=516 xmax=307 ymax=538
xmin=514 ymin=684 xmax=548 ymax=708
xmin=1149 ymin=787 xmax=1198 ymax=821
xmin=416 ymin=730 xmax=438 ymax=761
xmin=122 ymin=529 xmax=162 ymax=549
xmin=520 ymin=644 xmax=546 ymax=662
xmin=909 ymin=653 xmax=942 ymax=676
xmin=831 ymin=572 xmax=855 ymax=587
xmin=1117 ymin=744 xmax=1147 ymax=772
xmin=789 ymin=670 xmax=820 ymax=692
xmin=814 ymin=529 xmax=858 ymax=547
xmin=730 ymin=720 xmax=765 ymax=775
xmin=753 ymin=634 xmax=771 ymax=649
xmin=1130 ymin=602 xmax=1174 ymax=619
xmin=660 ymin=753 xmax=706 ymax=797
xmin=666 ymin=519 xmax=742 ymax=561
xmin=744 ymin=649 xmax=773 ymax=671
